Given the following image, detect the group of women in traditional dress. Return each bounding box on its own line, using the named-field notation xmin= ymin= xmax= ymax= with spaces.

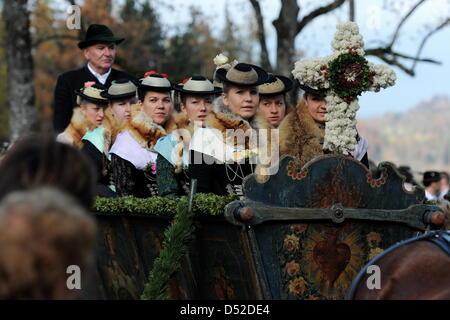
xmin=56 ymin=56 xmax=369 ymax=199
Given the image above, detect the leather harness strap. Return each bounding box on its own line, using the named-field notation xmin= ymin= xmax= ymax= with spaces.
xmin=426 ymin=230 xmax=450 ymax=256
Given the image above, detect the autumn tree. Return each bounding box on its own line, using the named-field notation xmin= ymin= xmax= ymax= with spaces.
xmin=218 ymin=4 xmax=255 ymax=67
xmin=31 ymin=0 xmax=124 ymax=129
xmin=118 ymin=0 xmax=166 ymax=75
xmin=161 ymin=8 xmax=221 ymax=82
xmin=3 ymin=0 xmax=38 ymax=142
xmin=2 ymin=0 xmax=260 ymax=137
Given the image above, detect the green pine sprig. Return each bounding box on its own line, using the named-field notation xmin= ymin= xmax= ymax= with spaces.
xmin=140 ymin=199 xmax=194 ymax=300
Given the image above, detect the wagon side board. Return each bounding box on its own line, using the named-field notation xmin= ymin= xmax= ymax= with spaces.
xmin=86 ymin=155 xmax=440 ymax=300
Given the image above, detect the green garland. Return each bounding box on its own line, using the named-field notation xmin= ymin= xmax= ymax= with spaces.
xmin=94 ymin=193 xmax=238 ymax=216
xmin=140 ymin=199 xmax=194 ymax=300
xmin=328 ymin=52 xmax=372 ymax=100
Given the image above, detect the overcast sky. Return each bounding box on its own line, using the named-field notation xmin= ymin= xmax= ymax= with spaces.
xmin=155 ymin=0 xmax=450 ymax=119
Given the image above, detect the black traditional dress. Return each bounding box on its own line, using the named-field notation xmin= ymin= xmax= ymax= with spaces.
xmin=81 ymin=126 xmax=116 ymax=197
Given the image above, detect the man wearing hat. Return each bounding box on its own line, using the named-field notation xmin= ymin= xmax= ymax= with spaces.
xmin=53 ymin=24 xmax=137 ymax=133
xmin=423 ymin=171 xmax=442 ymax=201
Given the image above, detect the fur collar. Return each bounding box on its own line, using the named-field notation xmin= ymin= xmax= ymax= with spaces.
xmin=60 ymin=107 xmax=94 ymax=148
xmin=125 ymin=105 xmax=167 ymax=150
xmin=207 ymin=98 xmax=271 ymax=132
xmin=278 ymin=99 xmax=325 ymax=169
xmin=167 ymin=112 xmax=192 ymax=174
xmin=60 ymin=107 xmax=114 ymax=153
xmin=172 ymin=111 xmax=193 ymax=131
xmin=164 ymin=114 xmax=178 ymax=134
xmin=172 ymin=111 xmax=197 ymax=145
xmin=103 ymin=107 xmax=124 ymax=146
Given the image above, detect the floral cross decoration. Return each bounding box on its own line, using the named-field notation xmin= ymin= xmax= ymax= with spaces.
xmin=292 ymin=22 xmax=396 ymax=155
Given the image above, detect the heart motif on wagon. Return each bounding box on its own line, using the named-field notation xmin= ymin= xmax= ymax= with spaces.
xmin=313 ymin=234 xmax=351 ymax=286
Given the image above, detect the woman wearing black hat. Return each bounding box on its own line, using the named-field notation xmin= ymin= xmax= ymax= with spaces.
xmin=258 ymin=74 xmax=294 ymax=128
xmin=154 ymin=75 xmax=222 ymax=197
xmin=109 ymin=72 xmax=176 ymax=198
xmin=188 ymin=62 xmax=272 ymax=196
xmin=56 ymin=82 xmax=116 ymax=197
xmin=102 ymin=79 xmax=137 ymax=125
xmin=276 ymin=22 xmax=392 ymax=172
xmin=278 ymin=84 xmax=369 ymax=170
xmin=57 ymin=82 xmax=106 ymax=148
xmin=101 ymin=79 xmax=137 ymax=143
xmin=138 ymin=71 xmax=177 ymax=129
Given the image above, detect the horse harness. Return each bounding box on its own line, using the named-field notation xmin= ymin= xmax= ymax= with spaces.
xmin=346 ymin=230 xmax=450 ymax=300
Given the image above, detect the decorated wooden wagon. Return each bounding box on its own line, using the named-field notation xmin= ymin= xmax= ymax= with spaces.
xmin=85 ymin=155 xmax=444 ymax=300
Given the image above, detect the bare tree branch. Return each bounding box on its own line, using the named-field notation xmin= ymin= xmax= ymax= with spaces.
xmin=249 ymin=0 xmax=272 ymax=71
xmin=412 ymin=18 xmax=450 ymax=70
xmin=373 ymin=53 xmax=416 ymax=76
xmin=366 ymin=48 xmax=440 ymax=64
xmin=366 ymin=47 xmax=440 ymax=75
xmin=366 ymin=17 xmax=450 ymax=76
xmin=296 ymin=0 xmax=346 ymax=34
xmin=388 ymin=0 xmax=426 ymax=48
xmin=349 ymin=0 xmax=355 ymax=21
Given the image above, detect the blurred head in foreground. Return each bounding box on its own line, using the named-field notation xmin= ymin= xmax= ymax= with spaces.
xmin=0 ymin=134 xmax=96 ymax=210
xmin=0 ymin=187 xmax=97 ymax=299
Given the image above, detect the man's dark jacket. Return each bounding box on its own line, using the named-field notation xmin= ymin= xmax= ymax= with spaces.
xmin=53 ymin=65 xmax=137 ymax=133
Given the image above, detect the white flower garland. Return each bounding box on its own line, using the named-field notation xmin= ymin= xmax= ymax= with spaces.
xmin=292 ymin=21 xmax=396 ymax=155
xmin=324 ymin=93 xmax=359 ymax=154
xmin=332 ymin=22 xmax=365 ymax=55
xmin=367 ymin=62 xmax=397 ymax=92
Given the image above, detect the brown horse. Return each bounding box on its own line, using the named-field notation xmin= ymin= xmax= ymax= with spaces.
xmin=347 ymin=230 xmax=450 ymax=300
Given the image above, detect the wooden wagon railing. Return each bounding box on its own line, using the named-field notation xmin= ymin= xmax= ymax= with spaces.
xmin=82 ymin=155 xmax=445 ymax=300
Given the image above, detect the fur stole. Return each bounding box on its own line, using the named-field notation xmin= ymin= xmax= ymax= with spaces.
xmin=168 ymin=112 xmax=195 ymax=174
xmin=123 ymin=105 xmax=167 ymax=151
xmin=171 ymin=111 xmax=197 ymax=147
xmin=206 ymin=99 xmax=271 ymax=137
xmin=57 ymin=107 xmax=91 ymax=148
xmin=57 ymin=108 xmax=116 ymax=154
xmin=278 ymin=99 xmax=325 ymax=169
xmin=164 ymin=113 xmax=178 ymax=134
xmin=103 ymin=108 xmax=123 ymax=146
xmin=200 ymin=100 xmax=274 ymax=168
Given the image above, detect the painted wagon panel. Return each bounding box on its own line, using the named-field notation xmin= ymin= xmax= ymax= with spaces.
xmin=222 ymin=155 xmax=441 ymax=299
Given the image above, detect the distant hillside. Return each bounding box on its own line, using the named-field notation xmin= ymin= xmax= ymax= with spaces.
xmin=357 ymin=95 xmax=450 ymax=174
